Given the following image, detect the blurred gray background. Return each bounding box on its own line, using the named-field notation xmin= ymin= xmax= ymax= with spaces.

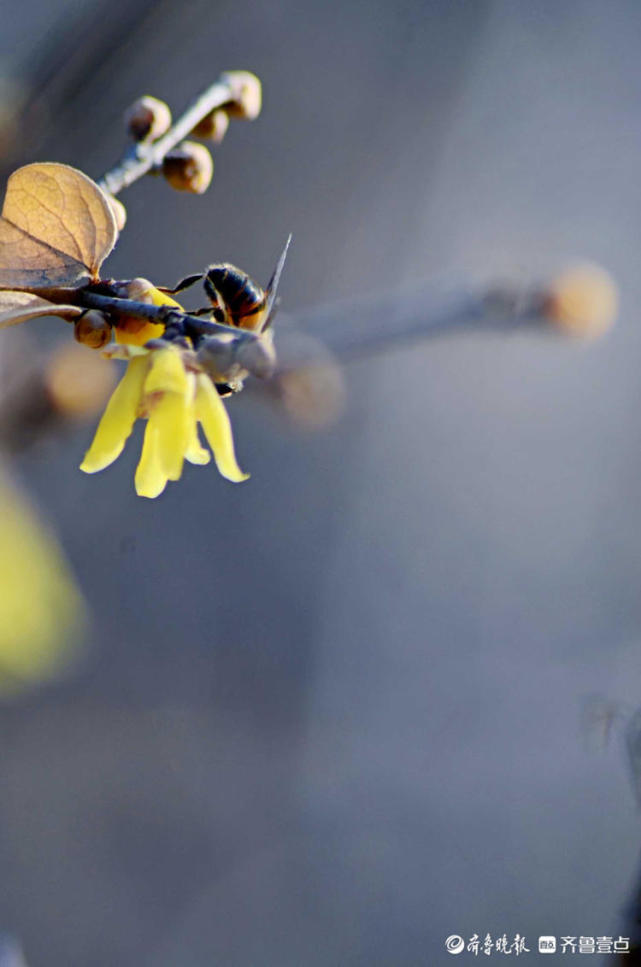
xmin=1 ymin=0 xmax=641 ymax=964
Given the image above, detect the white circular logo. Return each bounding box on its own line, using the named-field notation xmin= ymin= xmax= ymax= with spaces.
xmin=445 ymin=935 xmax=465 ymax=954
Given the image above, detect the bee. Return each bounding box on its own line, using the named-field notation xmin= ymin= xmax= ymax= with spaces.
xmin=157 ymin=237 xmax=291 ymax=396
xmin=163 ymin=234 xmax=291 ymax=333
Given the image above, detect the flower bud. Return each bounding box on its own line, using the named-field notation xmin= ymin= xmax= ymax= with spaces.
xmin=162 ymin=142 xmax=213 ymax=194
xmin=236 ymin=332 xmax=276 ymax=379
xmin=112 ymin=278 xmax=156 ymax=302
xmin=74 ymin=310 xmax=112 ymax=350
xmin=197 ymin=333 xmax=241 ymax=383
xmin=544 ymin=263 xmax=618 ymax=339
xmin=124 ymin=95 xmax=172 ymax=141
xmin=192 ymin=108 xmax=230 ymax=143
xmin=107 ymin=194 xmax=127 ymax=232
xmin=221 ymin=71 xmax=262 ymax=120
xmin=110 ymin=279 xmax=169 ymax=346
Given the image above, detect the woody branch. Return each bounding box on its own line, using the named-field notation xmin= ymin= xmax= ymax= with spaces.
xmin=98 ymin=72 xmax=256 ymax=196
xmin=77 ymin=266 xmax=617 ymax=382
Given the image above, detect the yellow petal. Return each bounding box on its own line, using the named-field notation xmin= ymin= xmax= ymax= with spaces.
xmin=185 ymin=422 xmax=211 ymax=465
xmin=80 ymin=355 xmax=148 ymax=473
xmin=144 ymin=346 xmax=188 ymax=396
xmin=123 ymin=278 xmax=183 ymax=310
xmin=140 ymin=348 xmax=191 ymax=481
xmin=115 ymin=319 xmax=165 ymax=347
xmin=195 ymin=374 xmax=249 ymax=483
xmin=150 ymin=392 xmax=189 ymax=482
xmin=103 ymin=343 xmax=150 ymax=360
xmin=134 ymin=421 xmax=168 ymax=498
xmin=114 ymin=280 xmax=183 ymax=346
xmin=184 ymin=380 xmax=210 ymax=465
xmin=148 ymin=287 xmax=183 ymax=309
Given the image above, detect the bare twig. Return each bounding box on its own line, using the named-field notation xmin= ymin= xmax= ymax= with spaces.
xmin=268 ymin=280 xmax=557 ymax=374
xmin=77 ymin=280 xmax=539 ymax=365
xmin=98 ymin=76 xmax=240 ymax=196
xmin=77 ymin=291 xmax=260 ymax=346
xmin=276 ymin=284 xmax=531 ymax=368
xmin=273 ymin=262 xmax=617 ymax=371
xmin=78 ymin=264 xmax=617 ymax=382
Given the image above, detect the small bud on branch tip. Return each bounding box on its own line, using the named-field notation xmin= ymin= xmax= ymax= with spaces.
xmin=162 ymin=142 xmax=213 ymax=194
xmin=542 ymin=263 xmax=618 ymax=340
xmin=191 ymin=109 xmax=230 ymax=143
xmin=74 ymin=310 xmax=112 ymax=349
xmin=124 ymin=96 xmax=172 ymax=142
xmin=99 ymin=72 xmax=262 ymax=197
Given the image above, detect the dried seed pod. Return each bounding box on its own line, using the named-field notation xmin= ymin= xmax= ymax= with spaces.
xmin=544 ymin=263 xmax=618 ymax=339
xmin=124 ymin=95 xmax=172 ymax=141
xmin=74 ymin=310 xmax=112 ymax=349
xmin=107 ymin=194 xmax=127 ymax=232
xmin=162 ymin=142 xmax=213 ymax=194
xmin=221 ymin=71 xmax=262 ymax=120
xmin=191 ymin=108 xmax=230 ymax=143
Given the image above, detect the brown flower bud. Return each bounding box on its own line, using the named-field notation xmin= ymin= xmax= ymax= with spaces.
xmin=74 ymin=310 xmax=112 ymax=349
xmin=106 ymin=194 xmax=127 ymax=232
xmin=124 ymin=95 xmax=172 ymax=141
xmin=112 ymin=278 xmax=156 ymax=302
xmin=192 ymin=108 xmax=230 ymax=143
xmin=162 ymin=142 xmax=213 ymax=194
xmin=221 ymin=71 xmax=262 ymax=120
xmin=196 ymin=333 xmax=242 ymax=383
xmin=236 ymin=332 xmax=276 ymax=379
xmin=544 ymin=263 xmax=618 ymax=339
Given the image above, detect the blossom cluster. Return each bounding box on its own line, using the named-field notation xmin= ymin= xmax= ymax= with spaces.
xmin=81 ymin=341 xmax=246 ymax=498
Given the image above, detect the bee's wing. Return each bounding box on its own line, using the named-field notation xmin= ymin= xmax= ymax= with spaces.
xmin=261 ymin=234 xmax=292 ymax=330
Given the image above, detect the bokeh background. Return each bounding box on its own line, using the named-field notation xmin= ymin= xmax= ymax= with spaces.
xmin=0 ymin=0 xmax=641 ymax=964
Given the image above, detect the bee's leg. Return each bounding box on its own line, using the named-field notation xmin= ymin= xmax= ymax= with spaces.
xmin=157 ymin=273 xmax=204 ymax=295
xmin=201 ymin=278 xmax=231 ymax=324
xmin=189 ymin=305 xmax=231 ymax=324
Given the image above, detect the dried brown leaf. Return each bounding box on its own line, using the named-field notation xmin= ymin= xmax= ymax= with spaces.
xmin=0 ymin=163 xmax=118 ymax=289
xmin=0 ymin=290 xmax=81 ymax=329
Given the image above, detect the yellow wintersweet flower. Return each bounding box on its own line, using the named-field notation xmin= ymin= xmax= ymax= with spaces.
xmin=0 ymin=474 xmax=86 ymax=695
xmin=112 ymin=277 xmax=181 ymax=347
xmin=80 ymin=343 xmax=248 ymax=498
